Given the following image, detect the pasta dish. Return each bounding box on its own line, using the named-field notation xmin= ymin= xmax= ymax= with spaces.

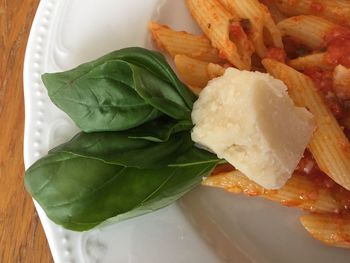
xmin=149 ymin=0 xmax=350 ymax=248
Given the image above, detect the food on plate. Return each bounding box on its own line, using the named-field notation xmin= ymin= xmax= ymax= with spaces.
xmin=185 ymin=0 xmax=254 ymax=70
xmin=288 ymin=52 xmax=329 ymax=71
xmin=216 ymin=0 xmax=284 ymax=58
xmin=263 ymin=59 xmax=350 ymax=191
xmin=191 ymin=68 xmax=314 ymax=189
xmin=204 ymin=168 xmax=350 ymax=214
xmin=150 ymin=0 xmax=350 ymax=248
xmin=25 ymin=0 xmax=350 ymax=248
xmin=149 ymin=21 xmax=224 ymax=63
xmin=333 ymin=65 xmax=350 ymax=100
xmin=277 ymin=15 xmax=337 ymax=49
xmin=301 ymin=213 xmax=350 ymax=248
xmin=272 ymin=0 xmax=350 ymax=27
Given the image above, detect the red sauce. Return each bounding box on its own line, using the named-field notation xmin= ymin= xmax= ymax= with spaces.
xmin=218 ymin=50 xmax=227 ymax=60
xmin=303 ymin=27 xmax=350 ymax=119
xmin=296 ymin=151 xmax=335 ymax=190
xmin=229 ymin=22 xmax=244 ymax=41
xmin=333 ymin=188 xmax=350 ymax=212
xmin=327 ymin=99 xmax=345 ymax=119
xmin=296 ymin=150 xmax=350 ymax=213
xmin=303 ymin=68 xmax=333 ymax=92
xmin=266 ymin=47 xmax=287 ymax=63
xmin=297 ymin=27 xmax=350 ymax=211
xmin=325 ymin=27 xmax=350 ymax=68
xmin=211 ymin=163 xmax=235 ymax=175
xmin=303 ymin=68 xmax=345 ymax=119
xmin=324 ymin=26 xmax=350 ymax=44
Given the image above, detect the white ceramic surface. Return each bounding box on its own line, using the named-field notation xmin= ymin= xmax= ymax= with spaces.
xmin=23 ymin=1 xmax=350 ymax=262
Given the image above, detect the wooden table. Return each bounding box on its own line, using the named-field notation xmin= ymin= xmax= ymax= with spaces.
xmin=0 ymin=0 xmax=53 ymax=262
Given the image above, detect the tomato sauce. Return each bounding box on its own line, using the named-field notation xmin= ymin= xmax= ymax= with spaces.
xmin=214 ymin=23 xmax=350 ymax=211
xmin=211 ymin=163 xmax=235 ymax=175
xmin=296 ymin=150 xmax=350 ymax=213
xmin=300 ymin=27 xmax=350 ymax=211
xmin=303 ymin=67 xmax=345 ymax=119
xmin=301 ymin=27 xmax=350 ymax=120
xmin=229 ymin=22 xmax=244 ymax=41
xmin=325 ymin=27 xmax=350 ymax=68
xmin=303 ymin=68 xmax=333 ymax=92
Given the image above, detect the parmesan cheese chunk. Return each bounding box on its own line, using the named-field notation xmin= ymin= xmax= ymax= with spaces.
xmin=191 ymin=68 xmax=314 ymax=189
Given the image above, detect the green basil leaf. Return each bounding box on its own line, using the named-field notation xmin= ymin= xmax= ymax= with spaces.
xmin=42 ymin=47 xmax=195 ymax=132
xmin=25 ymin=150 xmax=218 ymax=231
xmin=127 ymin=117 xmax=193 ymax=142
xmin=51 ymin=132 xmax=199 ymax=168
xmin=130 ymin=65 xmax=191 ymax=120
xmin=102 ymin=47 xmax=196 ymax=109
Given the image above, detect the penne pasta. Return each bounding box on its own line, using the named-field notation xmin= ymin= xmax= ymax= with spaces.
xmin=207 ymin=63 xmax=226 ymax=80
xmin=300 ymin=213 xmax=350 ymax=248
xmin=174 ymin=54 xmax=226 ymax=91
xmin=149 ymin=21 xmax=224 ymax=63
xmin=150 ymin=0 xmax=350 ymax=247
xmin=204 ymin=170 xmax=350 ymax=213
xmin=262 ymin=58 xmax=350 ymax=191
xmin=333 ymin=65 xmax=350 ymax=100
xmin=218 ymin=0 xmax=283 ymax=58
xmin=273 ymin=0 xmax=350 ymax=27
xmin=288 ymin=53 xmax=331 ymax=71
xmin=185 ymin=0 xmax=254 ymax=70
xmin=259 ymin=0 xmax=286 ymax=23
xmin=277 ymin=15 xmax=337 ymax=49
xmin=174 ymin=55 xmax=210 ymax=89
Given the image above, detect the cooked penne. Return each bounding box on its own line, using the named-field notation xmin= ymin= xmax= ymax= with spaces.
xmin=333 ymin=65 xmax=350 ymax=100
xmin=150 ymin=0 xmax=350 ymax=247
xmin=207 ymin=63 xmax=226 ymax=79
xmin=174 ymin=54 xmax=226 ymax=91
xmin=218 ymin=0 xmax=283 ymax=58
xmin=300 ymin=213 xmax=350 ymax=248
xmin=149 ymin=21 xmax=224 ymax=63
xmin=273 ymin=0 xmax=350 ymax=27
xmin=204 ymin=170 xmax=349 ymax=213
xmin=185 ymin=0 xmax=254 ymax=70
xmin=277 ymin=15 xmax=337 ymax=49
xmin=262 ymin=59 xmax=350 ymax=191
xmin=174 ymin=55 xmax=210 ymax=89
xmin=288 ymin=53 xmax=331 ymax=71
xmin=259 ymin=0 xmax=286 ymax=23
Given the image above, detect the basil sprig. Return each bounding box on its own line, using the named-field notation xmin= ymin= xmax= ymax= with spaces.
xmin=42 ymin=47 xmax=196 ymax=132
xmin=25 ymin=47 xmax=220 ymax=231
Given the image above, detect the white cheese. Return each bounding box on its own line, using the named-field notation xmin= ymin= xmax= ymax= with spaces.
xmin=191 ymin=68 xmax=314 ymax=189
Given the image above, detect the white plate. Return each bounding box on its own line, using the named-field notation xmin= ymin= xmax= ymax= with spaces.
xmin=23 ymin=1 xmax=350 ymax=262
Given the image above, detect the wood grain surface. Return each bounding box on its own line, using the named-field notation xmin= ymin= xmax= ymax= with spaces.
xmin=0 ymin=0 xmax=53 ymax=262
